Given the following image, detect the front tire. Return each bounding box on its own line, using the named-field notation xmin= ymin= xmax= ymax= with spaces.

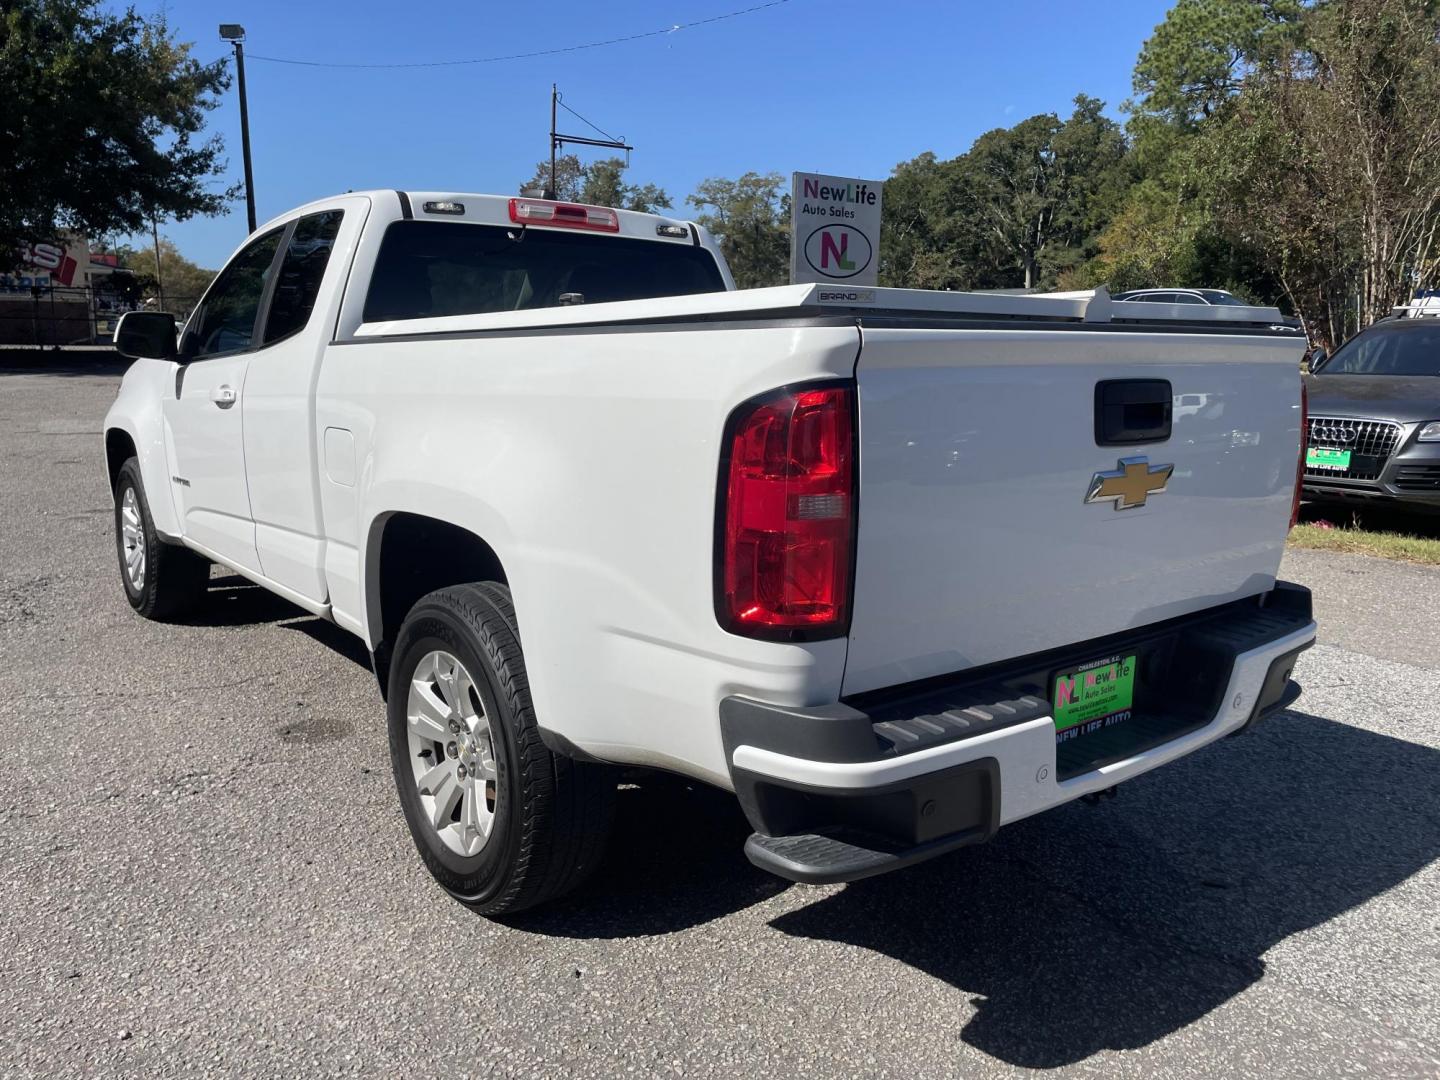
xmin=387 ymin=582 xmax=616 ymax=915
xmin=113 ymin=458 xmax=210 ymax=621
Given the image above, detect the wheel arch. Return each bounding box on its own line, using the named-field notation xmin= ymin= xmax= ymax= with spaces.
xmin=104 ymin=361 xmax=181 ymax=538
xmin=104 ymin=427 xmax=138 ymax=493
xmin=365 ymin=512 xmax=510 ymax=693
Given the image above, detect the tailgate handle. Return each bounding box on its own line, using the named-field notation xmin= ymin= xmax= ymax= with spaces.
xmin=1095 ymin=379 xmax=1172 ymax=446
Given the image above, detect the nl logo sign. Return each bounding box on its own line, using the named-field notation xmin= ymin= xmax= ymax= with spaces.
xmin=791 ymin=172 xmax=884 ymax=287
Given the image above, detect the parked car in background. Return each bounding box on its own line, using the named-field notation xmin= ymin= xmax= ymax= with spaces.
xmin=1114 ymin=288 xmax=1304 ymax=333
xmin=1113 ymin=288 xmax=1248 ymax=307
xmin=1303 ymin=309 xmax=1440 ymax=511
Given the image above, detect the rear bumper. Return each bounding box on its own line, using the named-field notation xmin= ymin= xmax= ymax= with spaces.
xmin=723 ymin=584 xmax=1316 ymax=884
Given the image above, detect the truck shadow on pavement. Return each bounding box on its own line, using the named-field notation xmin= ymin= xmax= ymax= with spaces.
xmin=172 ymin=575 xmax=1437 ymax=1067
xmin=770 ymin=710 xmax=1440 ymax=1068
xmin=178 ymin=574 xmax=786 ymax=928
xmin=521 ymin=710 xmax=1439 ymax=1070
xmin=182 ymin=573 xmax=373 ymax=670
xmin=512 ymin=775 xmax=790 ymax=935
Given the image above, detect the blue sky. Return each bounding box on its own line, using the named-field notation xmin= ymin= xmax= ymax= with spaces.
xmin=119 ymin=0 xmax=1175 ymax=268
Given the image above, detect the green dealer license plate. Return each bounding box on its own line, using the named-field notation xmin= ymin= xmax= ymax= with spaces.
xmin=1306 ymin=447 xmax=1352 ymax=470
xmin=1053 ymin=654 xmax=1137 ymax=734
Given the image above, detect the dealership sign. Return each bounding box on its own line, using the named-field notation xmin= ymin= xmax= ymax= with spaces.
xmin=1 ymin=239 xmax=84 ymax=293
xmin=790 ymin=172 xmax=883 ymax=287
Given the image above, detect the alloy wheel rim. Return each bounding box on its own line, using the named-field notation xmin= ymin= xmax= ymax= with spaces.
xmin=406 ymin=650 xmax=498 ymax=857
xmin=120 ymin=487 xmax=145 ymax=593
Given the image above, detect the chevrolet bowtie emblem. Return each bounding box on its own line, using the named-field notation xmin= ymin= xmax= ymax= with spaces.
xmin=1085 ymin=456 xmax=1174 ymax=510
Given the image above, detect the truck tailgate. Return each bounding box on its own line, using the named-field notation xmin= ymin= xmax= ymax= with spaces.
xmin=843 ymin=325 xmax=1304 ymax=696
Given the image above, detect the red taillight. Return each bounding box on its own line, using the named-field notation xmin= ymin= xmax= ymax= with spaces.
xmin=1291 ymin=378 xmax=1308 ymax=528
xmin=718 ymin=384 xmax=856 ymax=637
xmin=508 ymin=198 xmax=620 ymax=232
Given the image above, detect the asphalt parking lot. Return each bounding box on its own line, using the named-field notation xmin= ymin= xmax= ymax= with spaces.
xmin=2 ymin=362 xmax=1438 ymax=1079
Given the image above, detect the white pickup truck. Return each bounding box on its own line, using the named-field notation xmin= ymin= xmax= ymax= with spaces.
xmin=105 ymin=191 xmax=1316 ymax=914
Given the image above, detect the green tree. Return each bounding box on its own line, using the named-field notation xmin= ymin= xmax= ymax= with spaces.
xmin=0 ymin=0 xmax=236 ymax=261
xmin=580 ymin=158 xmax=673 ymax=213
xmin=880 ymin=152 xmax=966 ymax=289
xmin=880 ymin=152 xmax=1008 ymax=291
xmin=1073 ymin=117 xmax=1222 ymax=292
xmin=883 ymin=98 xmax=1128 ymax=292
xmin=579 ymin=158 xmax=626 ymax=208
xmin=1131 ymin=0 xmax=1307 ymax=125
xmin=618 ymin=180 xmax=672 ymax=216
xmin=960 ymin=96 xmax=1129 ymax=289
xmin=1091 ymin=0 xmax=1440 ymax=344
xmin=686 ymin=172 xmax=790 ymax=289
xmin=1075 ymin=0 xmax=1308 ymax=304
xmin=523 ymin=154 xmax=587 ymax=201
xmin=522 ymin=155 xmax=672 ymax=212
xmin=875 ymin=152 xmax=944 ymax=289
xmin=119 ymin=237 xmax=216 ymax=314
xmin=1198 ymin=0 xmax=1440 ymax=345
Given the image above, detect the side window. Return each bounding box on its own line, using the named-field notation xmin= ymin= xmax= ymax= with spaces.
xmin=1171 ymin=292 xmax=1206 ymax=305
xmin=1336 ymin=332 xmax=1393 ymax=374
xmin=186 ymin=229 xmax=283 ymax=359
xmin=263 ymin=210 xmax=344 ymax=344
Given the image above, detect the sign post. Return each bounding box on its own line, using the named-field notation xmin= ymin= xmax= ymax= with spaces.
xmin=790 ymin=172 xmax=884 ymax=288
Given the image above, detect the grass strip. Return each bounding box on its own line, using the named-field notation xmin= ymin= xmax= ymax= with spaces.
xmin=1289 ymin=522 xmax=1440 ymax=565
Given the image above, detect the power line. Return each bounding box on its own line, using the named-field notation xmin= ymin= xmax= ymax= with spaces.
xmin=247 ymin=0 xmax=793 ymax=70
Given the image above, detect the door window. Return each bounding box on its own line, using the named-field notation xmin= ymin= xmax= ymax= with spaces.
xmin=186 ymin=229 xmax=284 ymax=358
xmin=263 ymin=210 xmax=345 ymax=344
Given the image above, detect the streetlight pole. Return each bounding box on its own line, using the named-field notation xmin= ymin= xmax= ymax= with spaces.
xmin=219 ymin=24 xmax=256 ymax=234
xmin=151 ymin=214 xmax=165 ymax=310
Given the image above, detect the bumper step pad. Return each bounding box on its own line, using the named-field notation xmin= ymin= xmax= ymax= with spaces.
xmin=745 ymin=826 xmax=989 ymax=885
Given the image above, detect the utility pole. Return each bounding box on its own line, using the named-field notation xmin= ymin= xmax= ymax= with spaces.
xmin=220 ymin=24 xmax=257 ymax=233
xmin=549 ymin=85 xmax=633 ymax=201
xmin=151 ymin=215 xmax=165 ymax=310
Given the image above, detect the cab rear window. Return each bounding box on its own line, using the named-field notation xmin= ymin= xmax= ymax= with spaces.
xmin=362 ymin=220 xmax=725 ymax=323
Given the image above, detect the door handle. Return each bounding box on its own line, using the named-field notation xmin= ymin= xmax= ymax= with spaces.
xmin=211 ymin=384 xmax=236 ymax=408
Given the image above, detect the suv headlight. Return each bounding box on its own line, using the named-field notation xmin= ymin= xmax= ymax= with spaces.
xmin=1420 ymin=421 xmax=1440 ymax=441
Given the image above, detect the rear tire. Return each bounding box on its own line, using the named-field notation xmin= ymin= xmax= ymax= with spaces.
xmin=113 ymin=458 xmax=210 ymax=621
xmin=387 ymin=582 xmax=616 ymax=915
